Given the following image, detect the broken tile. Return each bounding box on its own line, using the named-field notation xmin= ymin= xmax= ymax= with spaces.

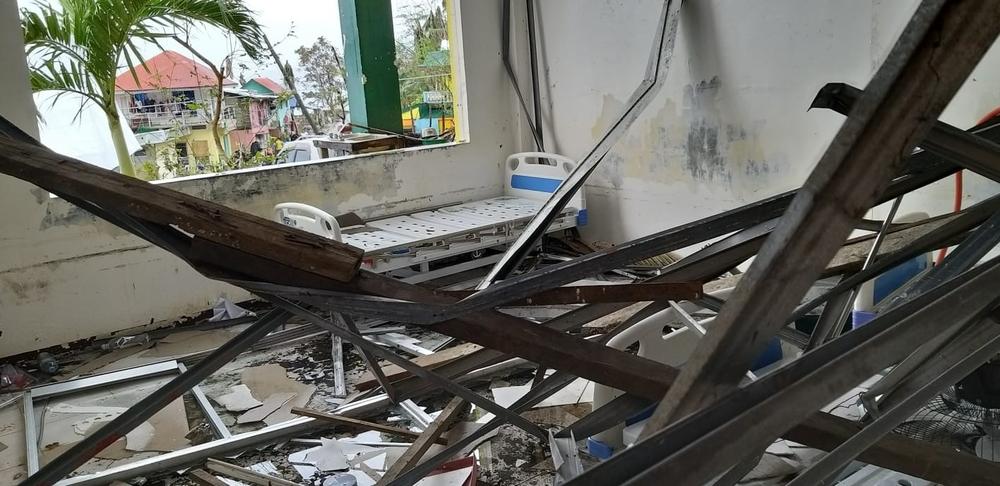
xmin=212 ymin=384 xmax=263 ymax=412
xmin=237 ymin=392 xmax=297 ymax=424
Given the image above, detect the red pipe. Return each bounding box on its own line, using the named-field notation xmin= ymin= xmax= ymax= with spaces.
xmin=935 ymin=107 xmax=1000 ymax=265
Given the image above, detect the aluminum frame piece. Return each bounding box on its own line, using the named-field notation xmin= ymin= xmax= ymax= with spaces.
xmin=478 ymin=0 xmax=683 ymax=286
xmin=22 ymin=309 xmax=293 ymax=486
xmin=22 ymin=360 xmax=229 ymax=474
xmin=570 ymin=258 xmax=1000 ymax=485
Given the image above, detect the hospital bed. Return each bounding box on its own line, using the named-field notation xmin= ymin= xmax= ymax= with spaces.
xmin=275 ymin=152 xmax=587 ymax=282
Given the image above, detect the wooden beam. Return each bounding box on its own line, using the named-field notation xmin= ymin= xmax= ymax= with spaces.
xmin=206 ymin=458 xmax=302 ymax=486
xmin=643 ymin=0 xmax=1000 ymax=434
xmin=377 ymin=397 xmax=467 ymax=485
xmin=441 ymin=282 xmax=702 ymax=306
xmin=290 ymin=407 xmax=448 ymax=445
xmin=0 ymin=136 xmax=363 ymax=282
xmin=187 ymin=469 xmax=229 ymax=486
xmin=355 ymin=343 xmax=482 ymax=391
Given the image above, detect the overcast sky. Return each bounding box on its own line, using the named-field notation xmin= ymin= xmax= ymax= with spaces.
xmin=17 ymin=0 xmax=440 ymax=84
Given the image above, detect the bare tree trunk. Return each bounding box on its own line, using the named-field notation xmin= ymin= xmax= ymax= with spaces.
xmin=106 ymin=112 xmax=136 ymax=177
xmin=331 ymin=45 xmax=348 ymax=122
xmin=263 ymin=34 xmax=320 ymax=134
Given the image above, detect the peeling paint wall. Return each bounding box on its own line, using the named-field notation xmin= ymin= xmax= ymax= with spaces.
xmin=534 ymin=0 xmax=1000 ymax=245
xmin=0 ymin=0 xmax=515 ymax=357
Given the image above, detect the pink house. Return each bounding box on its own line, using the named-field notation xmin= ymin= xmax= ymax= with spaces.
xmin=224 ymin=89 xmax=275 ymax=154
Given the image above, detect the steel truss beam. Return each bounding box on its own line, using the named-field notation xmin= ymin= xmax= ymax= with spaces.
xmin=642 ymin=0 xmax=1000 ymax=434
xmin=479 ymin=0 xmax=683 ymax=285
xmin=788 ymin=313 xmax=1000 ymax=486
xmin=570 ymin=258 xmax=1000 ymax=485
xmin=813 ymin=82 xmax=1000 ymax=183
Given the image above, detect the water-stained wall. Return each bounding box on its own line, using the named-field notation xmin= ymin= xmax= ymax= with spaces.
xmin=534 ymin=0 xmax=1000 ymax=245
xmin=0 ymin=0 xmax=515 ymax=356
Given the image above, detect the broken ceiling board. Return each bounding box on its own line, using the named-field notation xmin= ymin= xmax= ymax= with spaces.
xmin=237 ymin=392 xmax=297 ymax=425
xmin=94 ymin=437 xmax=132 ymax=461
xmin=145 ymin=329 xmax=242 ymax=358
xmin=308 ymin=438 xmax=349 ymax=472
xmin=56 ymin=343 xmax=154 ymax=379
xmin=0 ymin=135 xmax=365 ymax=282
xmin=414 ymin=463 xmax=474 ymax=486
xmin=241 ymin=364 xmax=310 ymax=400
xmin=239 ymin=363 xmax=317 ymax=426
xmin=581 ymin=302 xmax=654 ymax=334
xmin=142 ymin=397 xmax=191 ymax=451
xmin=356 ymin=343 xmax=483 ymax=390
xmin=490 ymin=379 xmax=593 ymax=410
xmin=211 ymin=384 xmax=264 ymax=413
xmin=263 ymin=388 xmax=316 ymax=426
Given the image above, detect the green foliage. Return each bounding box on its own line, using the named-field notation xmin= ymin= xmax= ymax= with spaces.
xmin=294 ymin=37 xmax=347 ymax=122
xmin=395 ymin=1 xmax=450 ymax=108
xmin=21 ymin=0 xmax=265 ymax=176
xmin=138 ymin=160 xmax=161 ymax=180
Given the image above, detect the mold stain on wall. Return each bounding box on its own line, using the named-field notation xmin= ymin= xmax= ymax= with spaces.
xmin=586 ymin=76 xmax=785 ymax=199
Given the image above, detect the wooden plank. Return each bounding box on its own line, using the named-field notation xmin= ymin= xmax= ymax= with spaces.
xmin=0 ymin=136 xmax=363 ymax=282
xmin=825 ymin=213 xmax=958 ymax=273
xmin=355 ymin=342 xmax=483 ymax=390
xmin=290 ymin=407 xmax=448 ymax=445
xmin=642 ymin=0 xmax=1000 ymax=435
xmin=206 ymin=458 xmax=302 ymax=486
xmin=377 ymin=396 xmax=467 ymax=485
xmin=187 ymin=469 xmax=229 ymax=486
xmin=441 ymin=282 xmax=702 ymax=306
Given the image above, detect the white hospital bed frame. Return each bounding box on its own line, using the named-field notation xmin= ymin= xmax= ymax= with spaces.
xmin=275 ymin=152 xmax=587 ymax=281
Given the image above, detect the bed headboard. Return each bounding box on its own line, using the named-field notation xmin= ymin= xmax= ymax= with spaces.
xmin=504 ymin=152 xmax=587 ymax=225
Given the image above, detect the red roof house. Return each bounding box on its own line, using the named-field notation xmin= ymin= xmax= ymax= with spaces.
xmin=115 ymin=50 xmax=236 ymax=92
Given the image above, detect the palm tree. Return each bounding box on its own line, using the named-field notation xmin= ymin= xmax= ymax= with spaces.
xmin=21 ymin=0 xmax=264 ymax=176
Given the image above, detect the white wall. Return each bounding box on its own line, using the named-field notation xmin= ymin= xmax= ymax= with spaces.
xmin=532 ymin=0 xmax=1000 ymax=245
xmin=0 ymin=0 xmax=514 ymax=357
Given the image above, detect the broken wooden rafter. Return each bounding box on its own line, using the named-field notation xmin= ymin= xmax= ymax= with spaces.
xmin=290 ymin=407 xmax=448 ymax=445
xmin=0 ymin=136 xmax=364 ymax=283
xmin=205 ymin=458 xmax=301 ymax=486
xmin=377 ymin=396 xmax=467 ymax=485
